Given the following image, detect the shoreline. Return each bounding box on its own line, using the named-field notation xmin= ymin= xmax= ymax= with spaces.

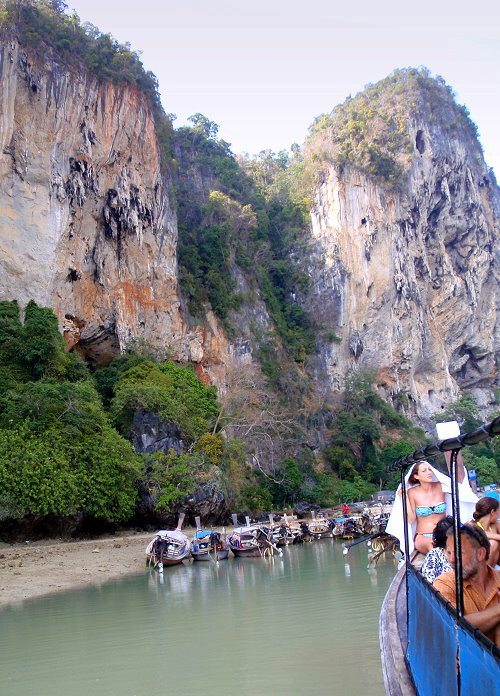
xmin=0 ymin=525 xmax=235 ymax=608
xmin=0 ymin=530 xmax=163 ymax=608
xmin=0 ymin=508 xmax=378 ymax=608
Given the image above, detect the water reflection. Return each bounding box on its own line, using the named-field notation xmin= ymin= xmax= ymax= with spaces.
xmin=0 ymin=541 xmax=396 ymax=696
xmin=368 ymin=567 xmax=378 ymax=587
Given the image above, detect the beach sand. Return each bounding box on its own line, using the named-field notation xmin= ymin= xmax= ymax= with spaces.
xmin=0 ymin=531 xmax=161 ymax=608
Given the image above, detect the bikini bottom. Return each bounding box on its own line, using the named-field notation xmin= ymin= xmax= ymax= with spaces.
xmin=414 ymin=532 xmax=433 ymax=539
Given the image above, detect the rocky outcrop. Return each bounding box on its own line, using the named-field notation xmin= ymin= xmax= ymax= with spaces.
xmin=304 ymin=121 xmax=499 ymax=419
xmin=181 ymin=480 xmax=230 ymax=525
xmin=131 ymin=409 xmax=184 ymax=455
xmin=0 ymin=39 xmax=183 ymax=364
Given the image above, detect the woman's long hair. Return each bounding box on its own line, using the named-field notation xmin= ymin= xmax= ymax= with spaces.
xmin=408 ymin=462 xmax=424 ymax=485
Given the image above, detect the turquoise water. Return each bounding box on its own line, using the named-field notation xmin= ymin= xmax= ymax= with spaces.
xmin=0 ymin=540 xmax=396 ymax=696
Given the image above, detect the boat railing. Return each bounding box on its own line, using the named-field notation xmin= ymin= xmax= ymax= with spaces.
xmin=386 ymin=416 xmax=500 ymax=694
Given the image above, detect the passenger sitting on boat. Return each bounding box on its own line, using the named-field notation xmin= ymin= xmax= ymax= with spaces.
xmin=470 ymin=497 xmax=500 ymax=567
xmin=398 ymin=461 xmax=446 ymax=554
xmin=433 ymin=524 xmax=500 ymax=646
xmin=420 ymin=516 xmax=453 ymax=583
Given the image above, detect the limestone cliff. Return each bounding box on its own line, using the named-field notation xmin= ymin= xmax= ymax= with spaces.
xmin=0 ymin=37 xmax=235 ymax=378
xmin=304 ymin=117 xmax=499 ymax=420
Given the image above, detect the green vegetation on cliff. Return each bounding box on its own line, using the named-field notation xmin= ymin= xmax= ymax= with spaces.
xmin=290 ymin=68 xmax=483 ymax=192
xmin=0 ymin=300 xmax=293 ymax=529
xmin=173 ymin=119 xmax=317 ymax=362
xmin=0 ymin=1 xmax=161 ymax=106
xmin=0 ymin=300 xmax=141 ymax=524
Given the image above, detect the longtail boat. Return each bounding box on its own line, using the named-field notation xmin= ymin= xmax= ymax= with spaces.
xmin=308 ymin=513 xmax=334 ymax=539
xmin=271 ymin=514 xmax=301 ymax=546
xmin=191 ymin=516 xmax=229 ymax=562
xmin=380 ymin=417 xmax=500 ymax=696
xmin=145 ymin=513 xmax=192 ymax=570
xmin=228 ymin=515 xmax=282 ymax=558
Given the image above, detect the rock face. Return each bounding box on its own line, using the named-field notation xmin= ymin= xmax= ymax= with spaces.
xmin=0 ymin=39 xmax=183 ymax=363
xmin=304 ymin=123 xmax=499 ymax=419
xmin=0 ymin=38 xmax=498 ymax=422
xmin=131 ymin=409 xmax=184 ymax=455
xmin=181 ymin=480 xmax=230 ymax=525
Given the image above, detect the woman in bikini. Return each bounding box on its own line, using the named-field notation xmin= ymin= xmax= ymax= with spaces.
xmin=399 ymin=461 xmax=446 ymax=553
xmin=470 ymin=497 xmax=500 ymax=566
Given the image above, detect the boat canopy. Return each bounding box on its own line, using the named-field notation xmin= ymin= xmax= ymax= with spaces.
xmin=193 ymin=529 xmax=216 ymax=539
xmin=232 ymin=525 xmax=267 ymax=535
xmin=154 ymin=529 xmax=188 ymax=542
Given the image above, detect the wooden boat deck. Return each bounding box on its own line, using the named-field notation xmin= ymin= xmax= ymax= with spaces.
xmin=379 ymin=563 xmax=416 ymax=696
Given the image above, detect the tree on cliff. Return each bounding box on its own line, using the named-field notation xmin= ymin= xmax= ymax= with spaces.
xmin=0 ymin=0 xmax=163 ymax=110
xmin=0 ymin=301 xmax=141 ymax=527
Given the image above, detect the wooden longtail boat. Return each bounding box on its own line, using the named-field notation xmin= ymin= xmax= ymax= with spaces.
xmin=380 ymin=417 xmax=500 ymax=695
xmin=191 ymin=517 xmax=229 ymax=561
xmin=308 ymin=514 xmax=334 ymax=539
xmin=228 ymin=515 xmax=281 ymax=558
xmin=268 ymin=513 xmax=300 ymax=546
xmin=145 ymin=513 xmax=191 ymax=569
xmin=191 ymin=530 xmax=229 ymax=561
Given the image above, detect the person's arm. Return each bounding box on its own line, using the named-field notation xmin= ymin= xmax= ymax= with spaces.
xmin=463 ymin=604 xmax=500 ymax=637
xmin=444 ymin=450 xmax=465 ymax=483
xmin=397 ymin=485 xmax=416 ymax=523
xmin=406 ymin=488 xmax=417 ymax=524
xmin=483 ymin=530 xmax=500 ymax=542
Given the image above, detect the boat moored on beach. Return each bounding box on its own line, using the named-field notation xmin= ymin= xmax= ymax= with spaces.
xmin=191 ymin=529 xmax=229 ymax=561
xmin=228 ymin=515 xmax=282 ymax=558
xmin=145 ymin=514 xmax=192 ymax=569
xmin=191 ymin=517 xmax=229 ymax=561
xmin=308 ymin=514 xmax=335 ymax=539
xmin=146 ymin=529 xmax=192 ymax=568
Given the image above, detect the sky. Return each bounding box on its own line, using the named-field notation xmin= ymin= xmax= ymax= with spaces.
xmin=67 ymin=0 xmax=500 ymax=175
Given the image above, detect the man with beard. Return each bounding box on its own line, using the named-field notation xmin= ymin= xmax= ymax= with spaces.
xmin=433 ymin=523 xmax=500 ymax=645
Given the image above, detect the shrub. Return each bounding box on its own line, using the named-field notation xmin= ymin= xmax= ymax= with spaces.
xmin=110 ymin=359 xmax=218 ymax=441
xmin=0 ymin=424 xmax=140 ymax=522
xmin=141 ymin=450 xmax=198 ymax=513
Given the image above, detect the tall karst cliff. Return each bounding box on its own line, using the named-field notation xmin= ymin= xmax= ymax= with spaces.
xmin=0 ymin=36 xmax=182 ymax=363
xmin=301 ymin=72 xmax=499 ymax=420
xmin=0 ymin=22 xmax=498 ymax=423
xmin=0 ymin=35 xmax=233 ymax=381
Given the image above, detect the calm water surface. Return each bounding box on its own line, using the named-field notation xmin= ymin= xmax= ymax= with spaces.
xmin=0 ymin=540 xmax=396 ymax=696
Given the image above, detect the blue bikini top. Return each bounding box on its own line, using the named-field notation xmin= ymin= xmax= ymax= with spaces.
xmin=415 ymin=502 xmax=446 ymax=517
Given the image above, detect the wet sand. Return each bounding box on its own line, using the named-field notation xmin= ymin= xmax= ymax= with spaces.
xmin=0 ymin=531 xmax=160 ymax=608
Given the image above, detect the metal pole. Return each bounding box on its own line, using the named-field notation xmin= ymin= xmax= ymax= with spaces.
xmin=400 ymin=467 xmax=411 ymax=643
xmin=400 ymin=468 xmax=410 ymax=567
xmin=449 ymin=448 xmax=464 ymax=619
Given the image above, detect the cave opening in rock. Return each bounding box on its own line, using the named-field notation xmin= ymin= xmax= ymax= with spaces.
xmin=63 ymin=314 xmax=121 ymax=368
xmin=67 ymin=268 xmax=81 ymax=282
xmin=72 ymin=333 xmax=121 ymax=369
xmin=416 ymin=130 xmax=425 ymax=154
